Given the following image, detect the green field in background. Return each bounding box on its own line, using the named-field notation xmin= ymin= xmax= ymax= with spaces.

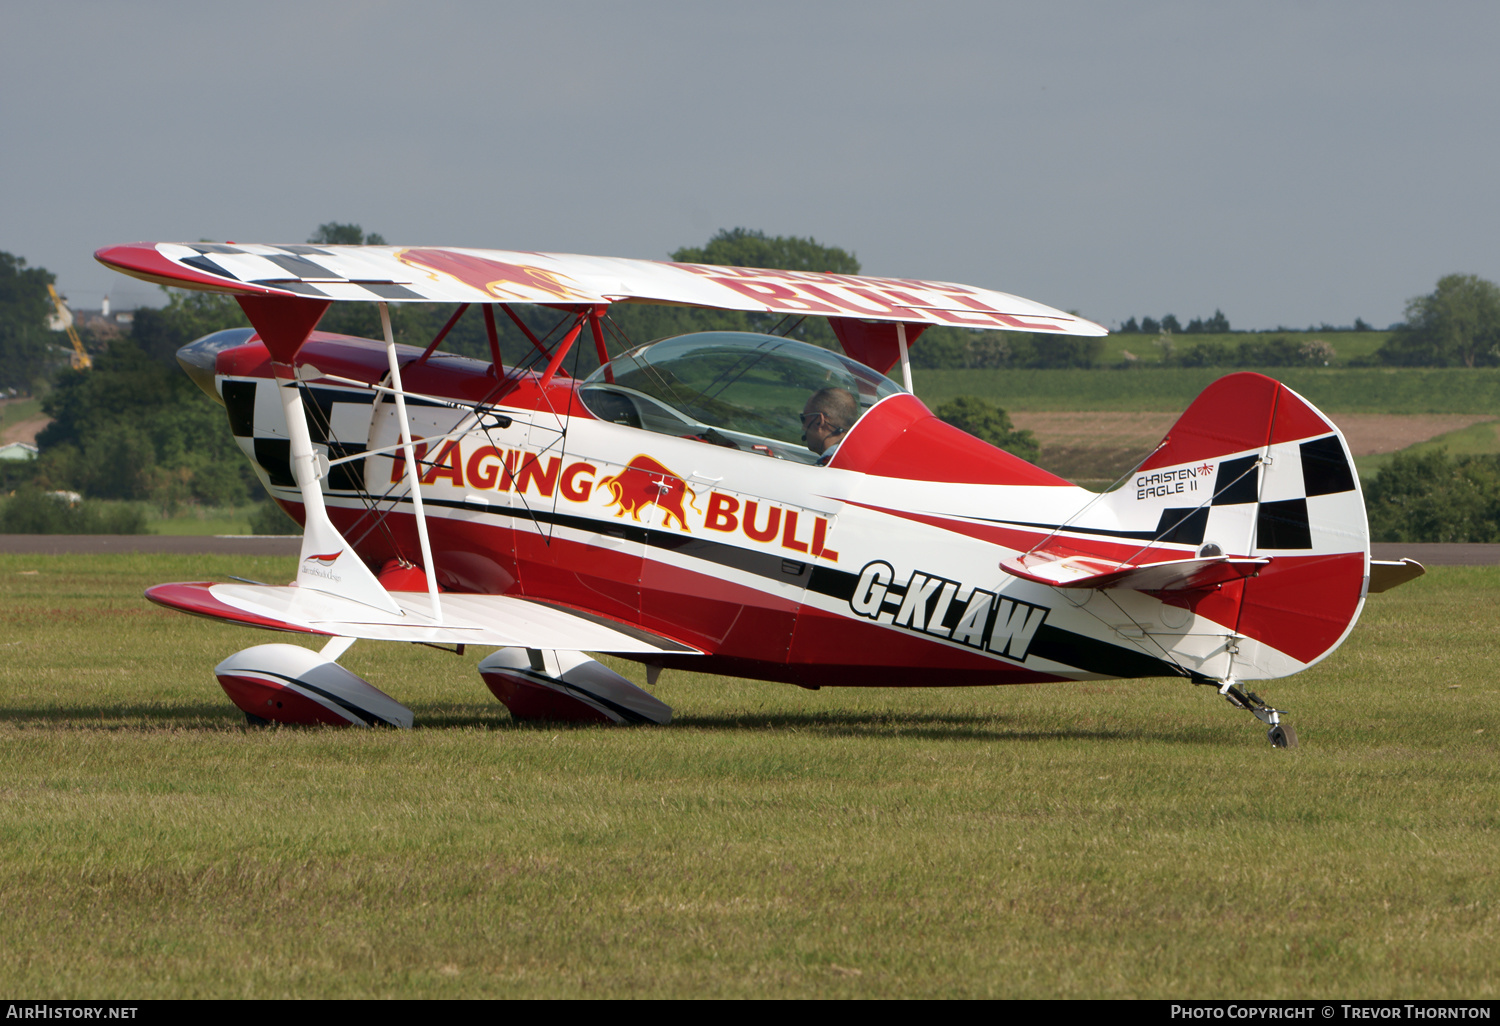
xmin=1353 ymin=420 xmax=1500 ymax=480
xmin=1 ymin=554 xmax=1495 ymax=998
xmin=145 ymin=504 xmax=257 ymax=536
xmin=1096 ymin=330 xmax=1391 ymax=367
xmin=0 ymin=397 xmax=43 ymax=435
xmin=913 ymin=366 xmax=1500 ymax=413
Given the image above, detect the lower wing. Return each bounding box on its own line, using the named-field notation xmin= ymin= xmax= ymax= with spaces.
xmin=146 ymin=581 xmax=700 ymax=654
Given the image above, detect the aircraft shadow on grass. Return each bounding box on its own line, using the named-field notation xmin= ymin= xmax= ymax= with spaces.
xmin=2 ymin=702 xmax=1224 ymax=745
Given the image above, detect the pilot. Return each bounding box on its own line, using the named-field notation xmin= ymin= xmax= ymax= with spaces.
xmin=801 ymin=387 xmax=858 ymax=465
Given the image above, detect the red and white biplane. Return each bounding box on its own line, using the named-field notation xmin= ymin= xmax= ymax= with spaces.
xmin=96 ymin=241 xmax=1423 ymax=745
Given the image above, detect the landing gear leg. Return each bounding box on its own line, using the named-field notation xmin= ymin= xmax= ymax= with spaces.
xmin=1218 ymin=681 xmax=1298 ymax=748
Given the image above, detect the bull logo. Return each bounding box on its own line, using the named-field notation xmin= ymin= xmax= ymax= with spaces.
xmin=397 ymin=248 xmax=594 ymax=302
xmin=598 ymin=455 xmax=699 ymax=532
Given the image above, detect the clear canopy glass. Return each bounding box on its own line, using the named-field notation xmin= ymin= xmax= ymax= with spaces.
xmin=580 ymin=332 xmax=905 ymax=464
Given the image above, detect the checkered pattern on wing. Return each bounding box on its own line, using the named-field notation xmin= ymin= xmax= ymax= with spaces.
xmin=157 ymin=243 xmax=478 ymax=303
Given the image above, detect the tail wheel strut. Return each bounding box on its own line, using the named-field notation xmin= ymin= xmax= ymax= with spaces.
xmin=1219 ymin=681 xmax=1299 ymax=748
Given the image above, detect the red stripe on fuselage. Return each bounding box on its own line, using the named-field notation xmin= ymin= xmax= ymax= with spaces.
xmin=318 ymin=501 xmax=1110 ymax=687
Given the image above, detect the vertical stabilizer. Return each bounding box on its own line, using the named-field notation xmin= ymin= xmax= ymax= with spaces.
xmin=1100 ymin=373 xmax=1369 ymax=679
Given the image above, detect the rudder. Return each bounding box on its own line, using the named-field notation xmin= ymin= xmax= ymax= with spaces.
xmin=1122 ymin=373 xmax=1369 ymax=679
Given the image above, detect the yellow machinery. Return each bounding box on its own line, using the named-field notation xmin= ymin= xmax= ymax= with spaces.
xmin=47 ymin=284 xmax=92 ymax=371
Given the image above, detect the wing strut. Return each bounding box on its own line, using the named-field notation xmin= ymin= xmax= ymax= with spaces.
xmin=588 ymin=307 xmax=612 ymax=381
xmin=413 ymin=303 xmax=470 ymax=366
xmin=500 ymin=303 xmax=550 ymax=358
xmin=235 ymin=294 xmax=404 ymax=616
xmin=380 ymin=302 xmax=442 ymax=621
xmin=896 ymin=322 xmax=913 ymax=392
xmin=538 ymin=310 xmax=590 ymax=387
xmin=482 ymin=305 xmax=503 ymax=366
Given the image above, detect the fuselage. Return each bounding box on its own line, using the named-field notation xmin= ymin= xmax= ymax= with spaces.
xmin=207 ymin=330 xmax=1366 ymax=690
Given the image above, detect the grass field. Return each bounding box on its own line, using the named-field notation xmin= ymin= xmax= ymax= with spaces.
xmin=913 ymin=366 xmax=1500 ymax=414
xmin=1097 ymin=330 xmax=1391 ymax=368
xmin=1 ymin=397 xmax=44 ymax=442
xmin=1 ymin=554 xmax=1496 ymax=998
xmin=145 ymin=504 xmax=257 ymax=536
xmin=1008 ymin=411 xmax=1500 ymax=487
xmin=1354 ymin=420 xmax=1500 ymax=480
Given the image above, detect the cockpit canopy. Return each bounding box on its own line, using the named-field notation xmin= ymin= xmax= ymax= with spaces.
xmin=580 ymin=332 xmax=906 ymax=464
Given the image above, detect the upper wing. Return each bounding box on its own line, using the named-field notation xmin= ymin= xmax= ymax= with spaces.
xmin=147 ymin=581 xmax=700 ymax=655
xmin=95 ymin=242 xmax=1106 ymax=336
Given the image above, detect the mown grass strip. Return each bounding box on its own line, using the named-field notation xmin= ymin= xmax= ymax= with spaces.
xmin=1 ymin=556 xmax=1496 ymax=998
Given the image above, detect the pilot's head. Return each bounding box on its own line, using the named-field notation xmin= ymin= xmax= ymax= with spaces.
xmin=802 ymin=387 xmax=858 ymax=455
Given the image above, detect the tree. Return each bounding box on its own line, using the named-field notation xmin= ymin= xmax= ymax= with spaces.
xmin=1118 ymin=316 xmax=1140 ymax=334
xmin=1365 ymin=450 xmax=1500 ymax=543
xmin=0 ymin=251 xmax=58 ymax=392
xmin=671 ymin=227 xmax=859 ymax=274
xmin=1185 ymin=309 xmax=1231 ymax=334
xmin=309 ymin=223 xmax=387 ymax=246
xmin=964 ymin=332 xmax=1012 ymax=369
xmin=1160 ymin=314 xmax=1182 ymax=333
xmin=36 ymin=337 xmax=257 ymax=506
xmin=607 ymin=229 xmax=862 ymax=351
xmin=934 ymin=396 xmax=1040 ymax=463
xmin=1009 ymin=334 xmax=1102 ymax=369
xmin=1376 ymin=274 xmax=1500 ymax=368
xmin=130 ymin=288 xmax=249 ymax=366
xmin=0 ymin=485 xmax=145 ymax=534
xmin=907 ymin=326 xmax=969 ymax=369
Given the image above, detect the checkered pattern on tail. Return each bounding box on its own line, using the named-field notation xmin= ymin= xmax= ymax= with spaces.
xmin=1143 ymin=431 xmax=1361 ymax=556
xmin=1109 ymin=373 xmax=1365 ymax=559
xmin=1083 ymin=372 xmax=1369 ymax=676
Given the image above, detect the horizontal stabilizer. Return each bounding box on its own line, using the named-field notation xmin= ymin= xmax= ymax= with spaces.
xmin=1368 ymin=558 xmax=1425 ymax=594
xmin=146 ymin=581 xmax=700 ymax=655
xmin=1000 ymin=551 xmax=1270 ymax=592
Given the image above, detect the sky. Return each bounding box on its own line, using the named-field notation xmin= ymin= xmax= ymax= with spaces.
xmin=3 ymin=1 xmax=1497 ymax=331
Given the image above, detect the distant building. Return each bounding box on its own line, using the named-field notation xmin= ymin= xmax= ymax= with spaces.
xmin=72 ymin=306 xmax=135 ymax=332
xmin=0 ymin=442 xmax=39 ymax=461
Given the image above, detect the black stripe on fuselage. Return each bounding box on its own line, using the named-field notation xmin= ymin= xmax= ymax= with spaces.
xmin=963 ymin=515 xmax=1185 ymax=544
xmin=408 ymin=493 xmax=807 ymax=585
xmin=349 ymin=492 xmax=1182 ymax=680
